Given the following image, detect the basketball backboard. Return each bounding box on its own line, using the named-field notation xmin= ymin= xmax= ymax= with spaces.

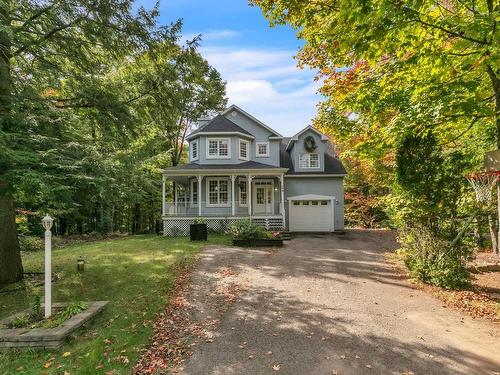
xmin=484 ymin=150 xmax=500 ymax=172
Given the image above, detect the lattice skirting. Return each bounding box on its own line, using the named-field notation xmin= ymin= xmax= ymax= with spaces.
xmin=162 ymin=217 xmax=285 ymax=236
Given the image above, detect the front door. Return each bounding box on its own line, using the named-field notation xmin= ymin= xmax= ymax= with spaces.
xmin=253 ymin=181 xmax=273 ymax=215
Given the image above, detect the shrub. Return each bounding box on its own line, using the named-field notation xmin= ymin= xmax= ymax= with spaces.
xmin=227 ymin=219 xmax=269 ymax=240
xmin=19 ymin=235 xmax=44 ymax=252
xmin=398 ymin=225 xmax=471 ymax=289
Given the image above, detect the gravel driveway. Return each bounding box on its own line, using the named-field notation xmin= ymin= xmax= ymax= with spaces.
xmin=178 ymin=230 xmax=499 ymax=375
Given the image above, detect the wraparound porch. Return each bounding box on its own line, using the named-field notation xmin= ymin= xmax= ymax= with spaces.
xmin=161 ymin=166 xmax=288 ymax=236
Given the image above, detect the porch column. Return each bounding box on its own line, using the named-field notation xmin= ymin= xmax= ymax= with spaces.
xmin=280 ymin=174 xmax=285 ymax=227
xmin=231 ymin=175 xmax=236 ymax=216
xmin=174 ymin=181 xmax=177 ymax=215
xmin=197 ymin=175 xmax=202 ymax=216
xmin=162 ymin=175 xmax=167 ymax=216
xmin=247 ymin=175 xmax=253 ymax=217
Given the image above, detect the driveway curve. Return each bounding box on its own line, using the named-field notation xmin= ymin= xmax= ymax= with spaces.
xmin=179 ymin=230 xmax=499 ymax=375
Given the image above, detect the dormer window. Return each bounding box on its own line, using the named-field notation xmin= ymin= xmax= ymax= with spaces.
xmin=299 ymin=153 xmax=320 ymax=168
xmin=256 ymin=142 xmax=269 ymax=157
xmin=191 ymin=140 xmax=198 ymax=161
xmin=239 ymin=139 xmax=249 ymax=160
xmin=207 ymin=138 xmax=230 ymax=159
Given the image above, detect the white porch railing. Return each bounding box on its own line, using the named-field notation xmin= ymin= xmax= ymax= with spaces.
xmin=163 ymin=200 xmax=281 ymax=217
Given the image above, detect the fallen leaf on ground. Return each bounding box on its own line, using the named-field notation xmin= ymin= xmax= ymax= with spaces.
xmin=62 ymin=352 xmax=71 ymax=357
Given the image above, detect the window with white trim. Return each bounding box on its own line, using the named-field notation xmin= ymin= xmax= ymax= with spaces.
xmin=190 ymin=179 xmax=198 ymax=205
xmin=206 ymin=178 xmax=229 ymax=206
xmin=239 ymin=179 xmax=248 ymax=206
xmin=239 ymin=139 xmax=249 ymax=160
xmin=299 ymin=153 xmax=320 ymax=168
xmin=190 ymin=140 xmax=198 ymax=161
xmin=207 ymin=138 xmax=230 ymax=159
xmin=256 ymin=142 xmax=269 ymax=157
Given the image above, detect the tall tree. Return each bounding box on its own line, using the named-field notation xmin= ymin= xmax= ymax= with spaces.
xmin=252 ymin=0 xmax=498 ymax=148
xmin=0 ymin=0 xmax=157 ymax=284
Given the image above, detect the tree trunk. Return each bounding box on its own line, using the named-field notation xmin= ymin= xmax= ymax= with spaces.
xmin=0 ymin=1 xmax=23 ymax=284
xmin=488 ymin=214 xmax=498 ymax=253
xmin=0 ymin=189 xmax=23 ymax=284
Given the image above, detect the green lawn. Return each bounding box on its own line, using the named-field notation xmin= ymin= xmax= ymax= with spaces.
xmin=0 ymin=235 xmax=230 ymax=375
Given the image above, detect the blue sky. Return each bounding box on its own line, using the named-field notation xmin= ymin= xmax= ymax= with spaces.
xmin=137 ymin=0 xmax=322 ymax=135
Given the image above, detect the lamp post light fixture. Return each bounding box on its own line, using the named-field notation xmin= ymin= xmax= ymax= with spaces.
xmin=77 ymin=256 xmax=85 ymax=272
xmin=42 ymin=214 xmax=54 ymax=318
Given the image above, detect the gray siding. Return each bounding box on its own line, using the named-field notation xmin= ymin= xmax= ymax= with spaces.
xmin=223 ymin=111 xmax=280 ymax=167
xmin=186 ymin=109 xmax=281 ymax=166
xmin=290 ymin=129 xmax=327 ymax=173
xmin=180 ymin=176 xmax=281 ymax=216
xmin=284 ymin=177 xmax=344 ymax=230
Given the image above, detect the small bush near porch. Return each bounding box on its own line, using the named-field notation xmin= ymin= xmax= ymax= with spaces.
xmin=0 ymin=235 xmax=229 ymax=374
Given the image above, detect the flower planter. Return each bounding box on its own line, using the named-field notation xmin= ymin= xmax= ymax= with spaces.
xmin=190 ymin=223 xmax=207 ymax=241
xmin=232 ymin=238 xmax=283 ymax=247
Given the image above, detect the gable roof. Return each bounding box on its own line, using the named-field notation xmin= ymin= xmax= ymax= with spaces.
xmin=222 ymin=104 xmax=283 ymax=138
xmin=186 ymin=115 xmax=254 ymax=140
xmin=280 ymin=139 xmax=346 ymax=176
xmin=286 ymin=125 xmax=329 ymax=151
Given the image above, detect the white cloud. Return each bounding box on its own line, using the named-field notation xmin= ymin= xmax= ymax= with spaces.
xmin=184 ymin=29 xmax=240 ymax=42
xmin=199 ymin=46 xmax=322 ymax=135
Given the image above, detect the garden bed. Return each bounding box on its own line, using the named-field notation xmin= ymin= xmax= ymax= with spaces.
xmin=232 ymin=238 xmax=283 ymax=247
xmin=0 ymin=301 xmax=108 ymax=349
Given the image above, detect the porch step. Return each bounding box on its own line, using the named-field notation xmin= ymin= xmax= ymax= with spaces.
xmin=280 ymin=231 xmax=292 ymax=240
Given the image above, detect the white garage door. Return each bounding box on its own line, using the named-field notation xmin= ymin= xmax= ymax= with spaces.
xmin=289 ymin=199 xmax=334 ymax=232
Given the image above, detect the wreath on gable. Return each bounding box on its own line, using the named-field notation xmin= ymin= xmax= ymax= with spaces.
xmin=304 ymin=135 xmax=317 ymax=152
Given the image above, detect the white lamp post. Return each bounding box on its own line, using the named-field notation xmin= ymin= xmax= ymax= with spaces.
xmin=42 ymin=214 xmax=54 ymax=318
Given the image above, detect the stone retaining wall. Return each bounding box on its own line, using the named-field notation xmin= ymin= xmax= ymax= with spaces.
xmin=0 ymin=301 xmax=108 ymax=350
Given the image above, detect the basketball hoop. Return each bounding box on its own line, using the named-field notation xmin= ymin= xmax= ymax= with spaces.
xmin=466 ymin=171 xmax=500 ymax=203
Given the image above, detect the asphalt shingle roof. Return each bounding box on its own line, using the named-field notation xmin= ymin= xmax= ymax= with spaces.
xmin=164 ymin=161 xmax=285 ymax=171
xmin=188 ymin=115 xmax=252 ymax=137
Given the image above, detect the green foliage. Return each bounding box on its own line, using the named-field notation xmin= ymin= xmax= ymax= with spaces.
xmin=1 ymin=0 xmax=227 ymax=281
xmin=42 ymin=302 xmax=89 ymax=329
xmin=0 ymin=235 xmax=229 ymax=373
xmin=31 ymin=295 xmax=43 ymax=321
xmin=18 ymin=235 xmax=43 ymax=252
xmin=227 ymin=219 xmax=270 ymax=240
xmin=398 ymin=226 xmax=471 ymax=289
xmin=7 ymin=314 xmax=30 ymax=329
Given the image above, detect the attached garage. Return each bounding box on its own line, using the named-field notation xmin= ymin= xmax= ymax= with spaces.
xmin=288 ymin=194 xmax=335 ymax=232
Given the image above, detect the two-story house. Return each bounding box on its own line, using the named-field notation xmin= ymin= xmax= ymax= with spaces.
xmin=161 ymin=104 xmax=346 ymax=235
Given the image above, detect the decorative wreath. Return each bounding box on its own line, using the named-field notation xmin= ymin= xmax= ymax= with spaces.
xmin=304 ymin=135 xmax=317 ymax=152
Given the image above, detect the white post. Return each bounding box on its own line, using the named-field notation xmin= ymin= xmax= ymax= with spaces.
xmin=280 ymin=174 xmax=286 ymax=229
xmin=162 ymin=175 xmax=166 ymax=216
xmin=247 ymin=175 xmax=253 ymax=217
xmin=174 ymin=182 xmax=177 ymax=216
xmin=42 ymin=215 xmax=54 ymax=318
xmin=198 ymin=175 xmax=202 ymax=217
xmin=231 ymin=175 xmax=236 ymax=216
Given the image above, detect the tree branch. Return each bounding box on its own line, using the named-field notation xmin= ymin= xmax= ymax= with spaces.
xmin=13 ymin=15 xmax=86 ymax=56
